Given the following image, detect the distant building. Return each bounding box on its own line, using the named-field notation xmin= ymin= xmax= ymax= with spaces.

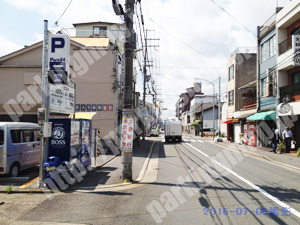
xmin=225 ymin=50 xmax=257 ymax=143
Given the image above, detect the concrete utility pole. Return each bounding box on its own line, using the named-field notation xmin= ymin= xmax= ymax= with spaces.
xmin=39 ymin=20 xmax=49 ymax=188
xmin=143 ymin=29 xmax=148 ymax=140
xmin=121 ymin=0 xmax=135 ymax=181
xmin=201 ymin=101 xmax=204 ymax=137
xmin=218 ymin=76 xmax=221 ymax=137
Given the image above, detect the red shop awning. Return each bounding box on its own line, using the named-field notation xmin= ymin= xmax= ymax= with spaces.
xmin=221 ymin=119 xmax=233 ymax=124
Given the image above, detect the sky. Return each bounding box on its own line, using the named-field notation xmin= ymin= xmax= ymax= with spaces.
xmin=0 ymin=0 xmax=292 ymax=120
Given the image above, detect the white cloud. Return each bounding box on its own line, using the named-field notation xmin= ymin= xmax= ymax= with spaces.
xmin=33 ymin=32 xmax=43 ymax=42
xmin=2 ymin=0 xmax=293 ymax=120
xmin=0 ymin=36 xmax=22 ymax=57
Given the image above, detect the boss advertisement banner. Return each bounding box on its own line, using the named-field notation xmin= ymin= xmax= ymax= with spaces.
xmin=48 ymin=119 xmax=71 ymax=162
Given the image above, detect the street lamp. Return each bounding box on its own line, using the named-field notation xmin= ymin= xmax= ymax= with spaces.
xmin=197 ymin=79 xmax=215 ymax=140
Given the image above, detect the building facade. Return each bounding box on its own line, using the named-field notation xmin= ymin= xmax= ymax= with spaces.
xmin=0 ymin=21 xmax=128 ymax=153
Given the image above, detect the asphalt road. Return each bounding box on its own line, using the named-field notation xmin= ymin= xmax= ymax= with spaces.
xmin=14 ymin=136 xmax=300 ymax=225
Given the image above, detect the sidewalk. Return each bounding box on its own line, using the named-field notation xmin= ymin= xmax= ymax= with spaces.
xmin=183 ymin=132 xmax=300 ymax=170
xmin=0 ymin=140 xmax=155 ymax=193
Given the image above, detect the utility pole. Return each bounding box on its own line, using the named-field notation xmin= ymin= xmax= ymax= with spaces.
xmin=142 ymin=30 xmax=159 ymax=139
xmin=212 ymin=86 xmax=215 ymax=140
xmin=142 ymin=29 xmax=148 ymax=140
xmin=121 ymin=0 xmax=135 ymax=181
xmin=201 ymin=101 xmax=204 ymax=137
xmin=218 ymin=76 xmax=221 ymax=137
xmin=39 ymin=20 xmax=49 ymax=188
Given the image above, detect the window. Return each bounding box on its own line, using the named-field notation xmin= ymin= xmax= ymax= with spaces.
xmin=0 ymin=130 xmax=3 ymax=146
xmin=261 ymin=35 xmax=276 ymax=62
xmin=228 ymin=90 xmax=234 ymax=106
xmin=23 ymin=130 xmax=34 ymax=142
xmin=93 ymin=26 xmax=107 ymax=37
xmin=228 ymin=65 xmax=234 ymax=81
xmin=261 ymin=78 xmax=267 ymax=97
xmin=292 ymin=71 xmax=300 ymax=84
xmin=11 ymin=130 xmax=22 ymax=143
xmin=269 ymin=36 xmax=275 ymax=58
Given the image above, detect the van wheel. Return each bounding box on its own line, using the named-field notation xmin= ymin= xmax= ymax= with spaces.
xmin=9 ymin=163 xmax=20 ymax=177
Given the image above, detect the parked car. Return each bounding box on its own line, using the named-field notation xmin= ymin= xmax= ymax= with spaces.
xmin=0 ymin=122 xmax=41 ymax=177
xmin=150 ymin=129 xmax=159 ymax=137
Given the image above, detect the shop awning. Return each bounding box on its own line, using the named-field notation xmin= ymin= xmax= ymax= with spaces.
xmin=246 ymin=111 xmax=275 ymax=121
xmin=221 ymin=119 xmax=233 ymax=124
xmin=69 ymin=112 xmax=97 ymax=120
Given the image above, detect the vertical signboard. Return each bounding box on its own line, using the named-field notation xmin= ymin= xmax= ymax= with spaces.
xmin=48 ymin=34 xmax=70 ymax=78
xmin=48 ymin=34 xmax=73 ymax=114
xmin=292 ymin=34 xmax=300 ymax=65
xmin=121 ymin=117 xmax=134 ymax=152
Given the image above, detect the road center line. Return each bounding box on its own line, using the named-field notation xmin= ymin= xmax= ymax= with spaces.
xmin=197 ymin=140 xmax=204 ymax=143
xmin=185 ymin=142 xmax=300 ymax=219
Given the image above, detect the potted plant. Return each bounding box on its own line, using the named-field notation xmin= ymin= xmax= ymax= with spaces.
xmin=277 ymin=143 xmax=285 ymax=154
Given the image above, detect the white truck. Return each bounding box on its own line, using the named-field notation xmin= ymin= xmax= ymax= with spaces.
xmin=164 ymin=120 xmax=182 ymax=142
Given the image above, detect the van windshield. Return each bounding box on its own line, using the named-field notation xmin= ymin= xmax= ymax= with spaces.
xmin=0 ymin=130 xmax=3 ymax=146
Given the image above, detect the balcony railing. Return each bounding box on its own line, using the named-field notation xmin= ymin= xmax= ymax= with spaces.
xmin=243 ymin=97 xmax=257 ymax=110
xmin=280 ymin=83 xmax=300 ymax=102
xmin=259 ymin=13 xmax=276 ymax=35
xmin=279 ymin=36 xmax=292 ymax=56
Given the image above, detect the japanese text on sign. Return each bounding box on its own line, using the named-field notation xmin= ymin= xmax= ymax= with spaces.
xmin=121 ymin=117 xmax=134 ymax=152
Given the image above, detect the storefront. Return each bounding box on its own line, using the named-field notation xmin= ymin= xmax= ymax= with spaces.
xmin=278 ymin=102 xmax=300 ymax=150
xmin=246 ymin=111 xmax=276 ymax=147
xmin=221 ymin=119 xmax=233 ymax=142
xmin=232 ymin=112 xmax=255 ymax=145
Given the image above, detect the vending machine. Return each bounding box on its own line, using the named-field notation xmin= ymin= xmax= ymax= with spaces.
xmin=48 ymin=118 xmax=91 ymax=170
xmin=249 ymin=124 xmax=256 ymax=147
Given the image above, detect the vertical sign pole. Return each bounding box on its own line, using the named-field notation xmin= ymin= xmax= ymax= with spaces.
xmin=39 ymin=20 xmax=49 ymax=188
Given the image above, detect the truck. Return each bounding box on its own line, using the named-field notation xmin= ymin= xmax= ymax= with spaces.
xmin=164 ymin=120 xmax=182 ymax=142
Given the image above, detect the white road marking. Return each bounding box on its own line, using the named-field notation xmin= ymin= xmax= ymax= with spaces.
xmin=190 ymin=139 xmax=196 ymax=143
xmin=185 ymin=142 xmax=300 ymax=219
xmin=183 ymin=139 xmax=189 ymax=142
xmin=197 ymin=140 xmax=204 ymax=143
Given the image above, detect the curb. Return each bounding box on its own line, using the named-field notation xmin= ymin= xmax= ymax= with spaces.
xmin=211 ymin=141 xmax=300 ymax=172
xmin=0 ymin=142 xmax=157 ymax=193
xmin=68 ymin=141 xmax=157 ymax=190
xmin=0 ymin=155 xmax=120 ymax=194
xmin=135 ymin=141 xmax=157 ymax=182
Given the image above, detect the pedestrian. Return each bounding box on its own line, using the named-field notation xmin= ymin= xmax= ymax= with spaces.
xmin=282 ymin=127 xmax=293 ymax=153
xmin=269 ymin=129 xmax=282 ymax=153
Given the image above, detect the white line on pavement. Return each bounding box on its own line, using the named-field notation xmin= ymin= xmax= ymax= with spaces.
xmin=183 ymin=139 xmax=189 ymax=142
xmin=190 ymin=139 xmax=196 ymax=143
xmin=197 ymin=140 xmax=204 ymax=143
xmin=185 ymin=142 xmax=300 ymax=219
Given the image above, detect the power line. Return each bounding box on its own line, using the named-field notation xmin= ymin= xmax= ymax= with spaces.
xmin=208 ymin=0 xmax=256 ymax=37
xmin=54 ymin=0 xmax=73 ymax=26
xmin=150 ymin=18 xmax=225 ymax=67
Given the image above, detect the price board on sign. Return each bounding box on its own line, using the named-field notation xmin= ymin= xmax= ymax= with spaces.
xmin=121 ymin=117 xmax=134 ymax=152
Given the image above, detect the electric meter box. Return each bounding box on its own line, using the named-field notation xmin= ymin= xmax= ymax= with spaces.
xmin=44 ymin=122 xmax=52 ymax=138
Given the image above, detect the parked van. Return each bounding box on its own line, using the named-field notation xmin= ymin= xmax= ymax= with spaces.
xmin=0 ymin=122 xmax=41 ymax=177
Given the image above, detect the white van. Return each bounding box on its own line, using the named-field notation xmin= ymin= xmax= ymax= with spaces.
xmin=0 ymin=122 xmax=41 ymax=177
